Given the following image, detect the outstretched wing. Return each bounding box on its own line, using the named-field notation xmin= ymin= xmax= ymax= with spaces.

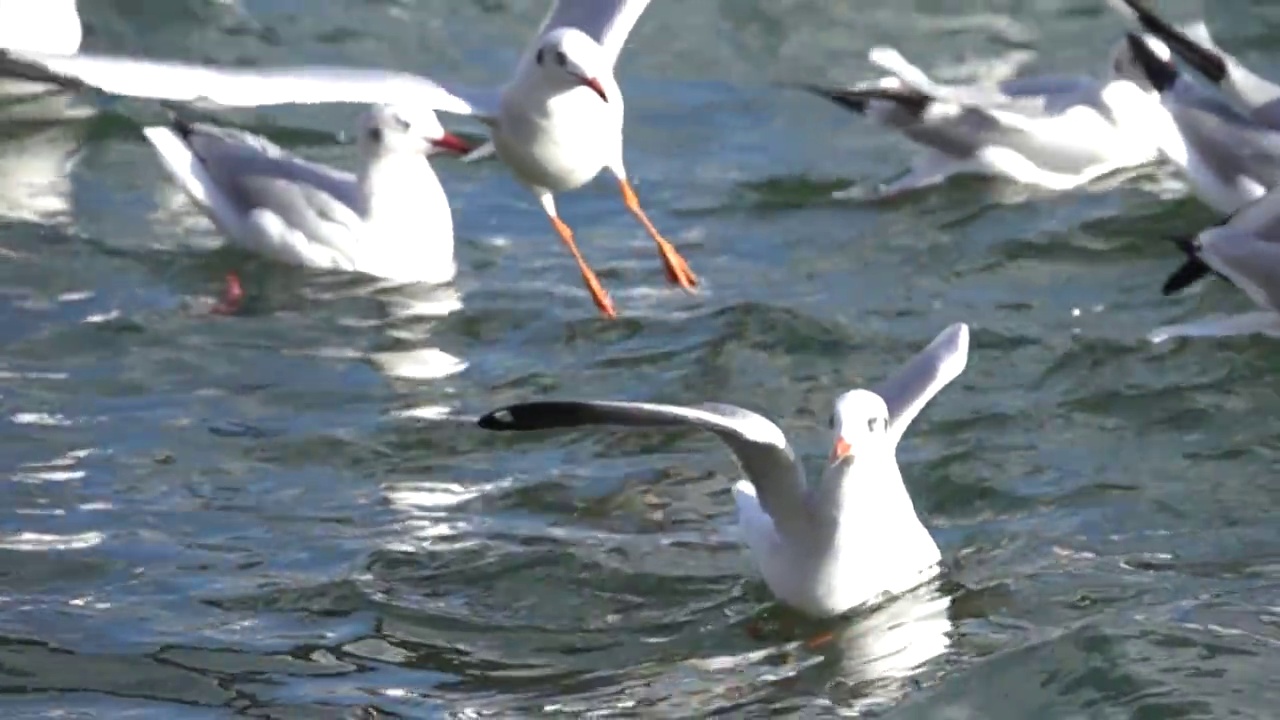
xmin=0 ymin=48 xmax=499 ymax=119
xmin=872 ymin=324 xmax=970 ymax=449
xmin=477 ymin=399 xmax=810 ymax=530
xmin=527 ymin=0 xmax=652 ymax=70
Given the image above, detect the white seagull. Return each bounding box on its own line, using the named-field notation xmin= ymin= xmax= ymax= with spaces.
xmin=0 ymin=0 xmax=698 ymax=319
xmin=1111 ymin=0 xmax=1280 ymax=131
xmin=1152 ymin=187 xmax=1280 ymax=343
xmin=1122 ymin=33 xmax=1280 ymax=215
xmin=142 ymin=104 xmax=471 ymax=306
xmin=476 ymin=322 xmax=970 ymax=618
xmin=795 ymin=40 xmax=1171 ymax=196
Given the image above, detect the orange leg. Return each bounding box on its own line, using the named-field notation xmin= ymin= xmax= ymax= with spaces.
xmin=549 ymin=215 xmax=617 ymax=319
xmin=617 ymin=178 xmax=699 ymax=292
xmin=210 ymin=273 xmax=244 ymax=316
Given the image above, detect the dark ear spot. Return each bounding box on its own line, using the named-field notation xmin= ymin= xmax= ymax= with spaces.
xmin=366 ymin=127 xmax=383 ymax=144
xmin=535 ymin=48 xmax=545 ymax=65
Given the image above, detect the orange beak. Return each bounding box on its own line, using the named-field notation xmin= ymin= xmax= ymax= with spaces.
xmin=579 ymin=76 xmax=608 ymax=103
xmin=431 ymin=132 xmax=472 ymax=155
xmin=830 ymin=437 xmax=852 ymax=464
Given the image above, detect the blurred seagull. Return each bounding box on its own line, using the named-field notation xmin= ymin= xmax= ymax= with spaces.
xmin=1152 ymin=186 xmax=1280 ymax=342
xmin=1111 ymin=0 xmax=1280 ymax=131
xmin=1123 ymin=32 xmax=1280 ymax=214
xmin=795 ymin=39 xmax=1173 ymax=196
xmin=477 ymin=323 xmax=970 ymax=618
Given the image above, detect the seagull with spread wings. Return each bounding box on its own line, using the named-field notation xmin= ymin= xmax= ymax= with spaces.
xmin=478 ymin=323 xmax=970 ymax=618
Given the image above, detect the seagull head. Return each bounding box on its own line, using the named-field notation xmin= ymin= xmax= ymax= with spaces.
xmin=826 ymin=389 xmax=893 ymax=471
xmin=531 ymin=27 xmax=611 ymax=103
xmin=360 ymin=105 xmax=472 ymax=158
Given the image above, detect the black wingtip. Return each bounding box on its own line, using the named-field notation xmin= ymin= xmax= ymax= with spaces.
xmin=793 ymin=83 xmax=869 ymax=114
xmin=476 ymin=401 xmax=597 ymax=432
xmin=1161 ymin=235 xmax=1212 ymax=296
xmin=1125 ymin=32 xmax=1179 ymax=93
xmin=1122 ymin=0 xmax=1227 ymax=83
xmin=796 ymin=83 xmax=933 ymax=117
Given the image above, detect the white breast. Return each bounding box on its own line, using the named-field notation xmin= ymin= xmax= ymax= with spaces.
xmin=494 ymin=84 xmax=624 ymax=194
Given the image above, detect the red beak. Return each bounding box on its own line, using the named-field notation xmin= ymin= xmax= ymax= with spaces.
xmin=579 ymin=76 xmax=608 ymax=103
xmin=829 ymin=437 xmax=852 ymax=464
xmin=431 ymin=132 xmax=472 ymax=155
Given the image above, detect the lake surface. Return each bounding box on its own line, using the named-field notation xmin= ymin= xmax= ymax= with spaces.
xmin=2 ymin=0 xmax=1279 ymax=716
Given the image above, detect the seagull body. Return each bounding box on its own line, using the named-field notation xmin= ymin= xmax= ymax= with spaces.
xmin=798 ymin=41 xmax=1170 ymax=196
xmin=1153 ymin=187 xmax=1280 ymax=342
xmin=0 ymin=0 xmax=698 ymax=318
xmin=1112 ymin=0 xmax=1280 ymax=131
xmin=143 ymin=105 xmax=470 ymax=284
xmin=477 ymin=323 xmax=970 ymax=618
xmin=1123 ymin=33 xmax=1280 ymax=215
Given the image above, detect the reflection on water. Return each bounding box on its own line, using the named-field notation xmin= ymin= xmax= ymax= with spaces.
xmin=318 ymin=277 xmax=468 ymax=385
xmin=678 ymin=585 xmax=955 ymax=715
xmin=0 ymin=117 xmax=88 ymax=224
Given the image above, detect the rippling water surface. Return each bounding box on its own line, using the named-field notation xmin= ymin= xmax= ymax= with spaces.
xmin=4 ymin=0 xmax=1280 ymax=716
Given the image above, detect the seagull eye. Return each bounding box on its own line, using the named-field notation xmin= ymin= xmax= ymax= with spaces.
xmin=390 ymin=114 xmax=410 ymax=132
xmin=555 ymin=50 xmax=567 ymax=67
xmin=867 ymin=418 xmax=877 ymax=433
xmin=827 ymin=414 xmax=835 ymax=430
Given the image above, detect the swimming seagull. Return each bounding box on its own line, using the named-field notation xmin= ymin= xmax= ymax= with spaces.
xmin=1123 ymin=32 xmax=1280 ymax=215
xmin=1111 ymin=0 xmax=1280 ymax=131
xmin=1151 ymin=186 xmax=1280 ymax=343
xmin=142 ymin=105 xmax=471 ymax=310
xmin=793 ymin=40 xmax=1171 ymax=196
xmin=476 ymin=323 xmax=970 ymax=618
xmin=0 ymin=0 xmax=697 ymax=319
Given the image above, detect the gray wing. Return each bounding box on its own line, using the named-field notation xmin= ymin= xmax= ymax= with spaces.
xmin=872 ymin=323 xmax=970 ymax=449
xmin=477 ymin=399 xmax=811 ymax=529
xmin=868 ymin=87 xmax=1112 ymax=170
xmin=528 ymin=0 xmax=651 ymax=69
xmin=802 ymin=84 xmax=1022 ymax=158
xmin=1167 ymin=96 xmax=1280 ymax=193
xmin=181 ymin=123 xmax=364 ymax=254
xmin=0 ymin=48 xmax=498 ymax=119
xmin=1224 ymin=183 xmax=1280 ymax=238
xmin=1200 ymin=223 xmax=1280 ymax=312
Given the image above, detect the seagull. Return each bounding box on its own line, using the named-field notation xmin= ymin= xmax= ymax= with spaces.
xmin=1111 ymin=0 xmax=1280 ymax=131
xmin=1152 ymin=186 xmax=1280 ymax=343
xmin=0 ymin=0 xmax=81 ymax=99
xmin=0 ymin=0 xmax=698 ymax=319
xmin=794 ymin=40 xmax=1171 ymax=196
xmin=142 ymin=105 xmax=471 ymax=310
xmin=476 ymin=323 xmax=970 ymax=618
xmin=1123 ymin=32 xmax=1280 ymax=215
